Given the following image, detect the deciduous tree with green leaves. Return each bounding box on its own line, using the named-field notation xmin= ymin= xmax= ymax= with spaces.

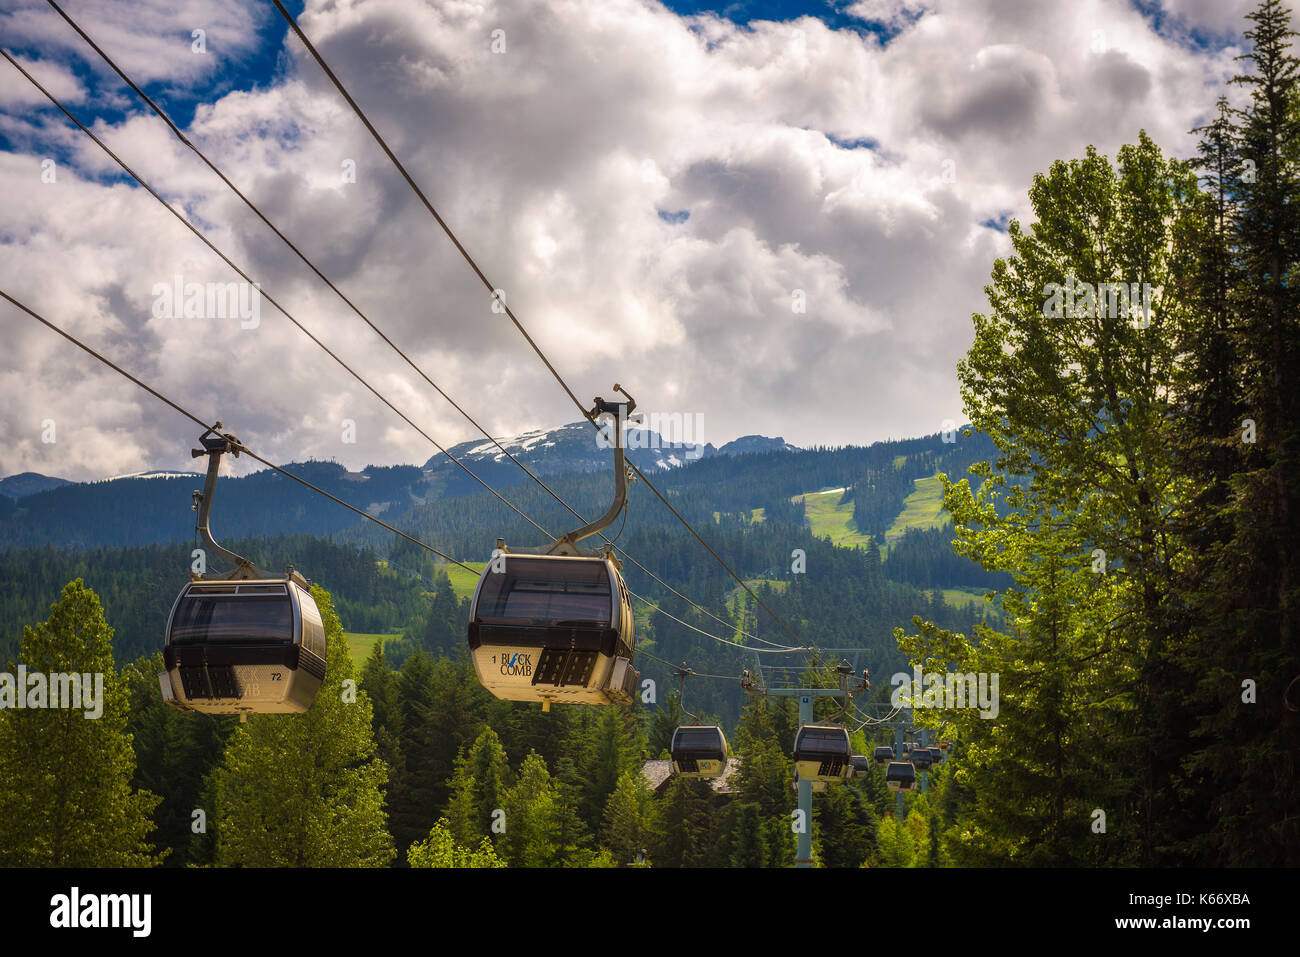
xmin=407 ymin=818 xmax=506 ymax=868
xmin=898 ymin=132 xmax=1202 ymax=865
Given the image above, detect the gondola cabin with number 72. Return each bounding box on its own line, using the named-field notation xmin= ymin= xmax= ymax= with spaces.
xmin=159 ymin=425 xmax=326 ymax=718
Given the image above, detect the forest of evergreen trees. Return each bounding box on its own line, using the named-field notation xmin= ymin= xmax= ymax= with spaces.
xmin=0 ymin=579 xmax=957 ymax=868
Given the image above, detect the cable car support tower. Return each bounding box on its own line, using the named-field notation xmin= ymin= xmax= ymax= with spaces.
xmin=746 ymin=659 xmax=866 ymax=869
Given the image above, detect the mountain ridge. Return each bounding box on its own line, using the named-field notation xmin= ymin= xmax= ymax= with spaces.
xmin=0 ymin=472 xmax=73 ymax=500
xmin=0 ymin=425 xmax=984 ymax=554
xmin=3 ymin=423 xmax=802 ymax=491
xmin=420 ymin=420 xmax=800 ymax=476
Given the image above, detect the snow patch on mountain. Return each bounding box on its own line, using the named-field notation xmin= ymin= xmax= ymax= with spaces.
xmin=102 ymin=469 xmax=204 ymax=482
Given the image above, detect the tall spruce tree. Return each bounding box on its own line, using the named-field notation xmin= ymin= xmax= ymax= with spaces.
xmin=445 ymin=725 xmax=511 ymax=850
xmin=1177 ymin=0 xmax=1300 ymax=864
xmin=550 ymin=755 xmax=601 ymax=866
xmin=502 ymin=750 xmax=559 ymax=867
xmin=651 ymin=776 xmax=717 ymax=867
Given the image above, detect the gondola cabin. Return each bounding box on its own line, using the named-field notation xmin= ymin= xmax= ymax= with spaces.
xmin=873 ymin=745 xmax=895 ymax=764
xmin=159 ymin=573 xmax=326 ymax=716
xmin=792 ymin=724 xmax=852 ymax=784
xmin=671 ymin=724 xmax=729 ymax=778
xmin=911 ymin=748 xmax=934 ymax=772
xmin=885 ymin=761 xmax=916 ymax=792
xmin=850 ymin=754 xmax=872 ymax=779
xmin=467 ymin=554 xmax=639 ymax=708
xmin=927 ymin=747 xmax=944 ymax=765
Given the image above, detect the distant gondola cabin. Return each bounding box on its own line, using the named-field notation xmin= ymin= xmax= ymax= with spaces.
xmin=792 ymin=724 xmax=852 ymax=784
xmin=885 ymin=761 xmax=917 ymax=792
xmin=671 ymin=725 xmax=729 ymax=779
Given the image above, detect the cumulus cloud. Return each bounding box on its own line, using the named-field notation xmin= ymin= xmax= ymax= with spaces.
xmin=2 ymin=0 xmax=268 ymax=85
xmin=0 ymin=0 xmax=1255 ymax=480
xmin=0 ymin=53 xmax=85 ymax=107
xmin=1155 ymin=0 xmax=1259 ymax=40
xmin=846 ymin=0 xmax=929 ymax=31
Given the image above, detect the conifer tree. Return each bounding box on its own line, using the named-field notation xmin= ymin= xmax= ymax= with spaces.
xmin=652 ymin=775 xmax=716 ymax=867
xmin=445 ymin=726 xmax=511 ymax=849
xmin=502 ymin=750 xmax=559 ymax=867
xmin=814 ymin=784 xmax=874 ymax=868
xmin=360 ymin=639 xmax=402 ymax=738
xmin=726 ymin=802 xmax=769 ymax=868
xmin=569 ymin=704 xmax=644 ymax=829
xmin=214 ymin=587 xmax=395 ymax=867
xmin=547 ymin=755 xmax=611 ymax=866
xmin=0 ymin=579 xmax=162 ymax=866
xmin=601 ymin=770 xmax=656 ymax=865
xmin=417 ymin=574 xmax=462 ymax=655
xmin=1177 ymin=0 xmax=1300 ymax=864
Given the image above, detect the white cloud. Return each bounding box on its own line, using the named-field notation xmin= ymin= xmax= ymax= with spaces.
xmin=846 ymin=0 xmax=929 ymax=30
xmin=1 ymin=0 xmax=268 ymax=85
xmin=0 ymin=0 xmax=1258 ymax=481
xmin=1156 ymin=0 xmax=1258 ymax=40
xmin=0 ymin=53 xmax=85 ymax=106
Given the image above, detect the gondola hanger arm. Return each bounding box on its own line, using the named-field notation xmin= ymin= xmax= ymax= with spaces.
xmin=190 ymin=423 xmax=265 ymax=580
xmin=547 ymin=384 xmax=637 ymax=555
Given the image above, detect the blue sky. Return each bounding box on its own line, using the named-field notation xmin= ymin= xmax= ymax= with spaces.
xmin=1 ymin=1 xmax=299 ymax=136
xmin=663 ymin=0 xmax=910 ymax=38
